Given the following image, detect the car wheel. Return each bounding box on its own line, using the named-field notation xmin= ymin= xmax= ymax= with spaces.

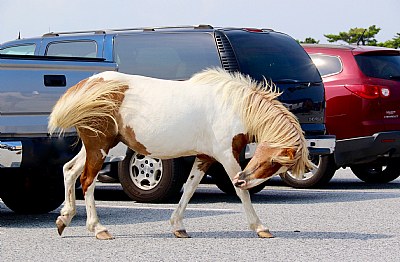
xmin=208 ymin=163 xmax=268 ymax=195
xmin=350 ymin=158 xmax=400 ymax=183
xmin=117 ymin=149 xmax=186 ymax=202
xmin=0 ymin=166 xmax=64 ymax=214
xmin=280 ymin=154 xmax=337 ymax=188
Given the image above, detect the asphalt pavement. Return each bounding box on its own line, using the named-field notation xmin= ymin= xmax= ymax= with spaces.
xmin=1 ymin=168 xmax=400 ymax=261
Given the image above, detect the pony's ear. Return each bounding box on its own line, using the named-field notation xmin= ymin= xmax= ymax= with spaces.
xmin=282 ymin=148 xmax=296 ymax=160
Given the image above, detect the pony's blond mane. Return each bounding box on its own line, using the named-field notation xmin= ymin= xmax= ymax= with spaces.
xmin=190 ymin=68 xmax=313 ymax=177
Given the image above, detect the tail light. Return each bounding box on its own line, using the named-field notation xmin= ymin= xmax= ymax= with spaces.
xmin=345 ymin=84 xmax=390 ymax=99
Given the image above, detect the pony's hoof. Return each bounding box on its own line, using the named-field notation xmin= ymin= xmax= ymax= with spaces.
xmin=257 ymin=230 xmax=274 ymax=238
xmin=96 ymin=230 xmax=114 ymax=240
xmin=55 ymin=217 xmax=66 ymax=236
xmin=173 ymin=230 xmax=191 ymax=238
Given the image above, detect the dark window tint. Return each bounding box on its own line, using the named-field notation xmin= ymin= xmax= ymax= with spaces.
xmin=309 ymin=54 xmax=342 ymax=77
xmin=113 ymin=33 xmax=221 ymax=79
xmin=46 ymin=41 xmax=97 ymax=57
xmin=0 ymin=44 xmax=36 ymax=55
xmin=226 ymin=31 xmax=321 ymax=83
xmin=355 ymin=53 xmax=400 ymax=80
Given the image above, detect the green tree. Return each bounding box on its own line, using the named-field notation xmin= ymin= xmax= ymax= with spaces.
xmin=324 ymin=25 xmax=381 ymax=45
xmin=299 ymin=37 xmax=320 ymax=44
xmin=378 ymin=33 xmax=400 ymax=49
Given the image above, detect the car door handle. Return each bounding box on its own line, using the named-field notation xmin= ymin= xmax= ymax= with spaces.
xmin=44 ymin=75 xmax=66 ymax=87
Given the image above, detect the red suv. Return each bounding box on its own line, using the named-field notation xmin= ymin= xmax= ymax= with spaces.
xmin=302 ymin=44 xmax=400 ymax=186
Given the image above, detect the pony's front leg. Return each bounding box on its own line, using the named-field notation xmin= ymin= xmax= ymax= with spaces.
xmin=56 ymin=146 xmax=86 ymax=236
xmin=170 ymin=157 xmax=205 ymax=238
xmin=221 ymin=158 xmax=273 ymax=238
xmin=234 ymin=188 xmax=273 ymax=238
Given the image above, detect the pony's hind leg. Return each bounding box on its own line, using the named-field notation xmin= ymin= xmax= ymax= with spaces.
xmin=82 ymin=166 xmax=112 ymax=240
xmin=170 ymin=157 xmax=208 ymax=238
xmin=220 ymin=158 xmax=273 ymax=238
xmin=79 ymin=132 xmax=116 ymax=240
xmin=56 ymin=145 xmax=86 ymax=236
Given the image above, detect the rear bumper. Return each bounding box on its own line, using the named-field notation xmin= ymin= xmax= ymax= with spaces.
xmin=306 ymin=135 xmax=336 ymax=155
xmin=0 ymin=136 xmax=79 ymax=168
xmin=334 ymin=131 xmax=400 ymax=166
xmin=244 ymin=135 xmax=336 ymax=159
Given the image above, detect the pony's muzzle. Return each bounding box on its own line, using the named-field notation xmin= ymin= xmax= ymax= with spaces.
xmin=233 ymin=172 xmax=247 ymax=188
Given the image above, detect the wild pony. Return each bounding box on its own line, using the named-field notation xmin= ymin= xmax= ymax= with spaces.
xmin=48 ymin=68 xmax=312 ymax=239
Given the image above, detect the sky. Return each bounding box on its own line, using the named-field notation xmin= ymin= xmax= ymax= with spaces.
xmin=0 ymin=0 xmax=399 ymax=44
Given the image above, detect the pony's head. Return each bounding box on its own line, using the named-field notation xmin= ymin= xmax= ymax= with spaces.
xmin=233 ymin=142 xmax=311 ymax=190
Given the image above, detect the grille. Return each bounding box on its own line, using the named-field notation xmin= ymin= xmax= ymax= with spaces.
xmin=214 ymin=32 xmax=239 ymax=73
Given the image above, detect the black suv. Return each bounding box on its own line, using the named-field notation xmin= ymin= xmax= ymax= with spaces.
xmin=1 ymin=25 xmax=335 ymax=201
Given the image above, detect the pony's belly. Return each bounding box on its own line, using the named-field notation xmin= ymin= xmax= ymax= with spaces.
xmin=120 ymin=104 xmax=210 ymax=157
xmin=133 ymin=129 xmax=203 ymax=158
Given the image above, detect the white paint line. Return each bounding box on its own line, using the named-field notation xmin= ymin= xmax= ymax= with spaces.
xmin=76 ymin=203 xmax=236 ymax=212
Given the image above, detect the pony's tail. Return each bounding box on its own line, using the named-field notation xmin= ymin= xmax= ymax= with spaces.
xmin=48 ymin=76 xmax=128 ymax=136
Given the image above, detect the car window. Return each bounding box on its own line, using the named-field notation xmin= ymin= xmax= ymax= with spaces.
xmin=355 ymin=53 xmax=400 ymax=80
xmin=45 ymin=41 xmax=97 ymax=58
xmin=309 ymin=54 xmax=342 ymax=77
xmin=226 ymin=32 xmax=321 ymax=83
xmin=0 ymin=44 xmax=36 ymax=55
xmin=113 ymin=33 xmax=221 ymax=80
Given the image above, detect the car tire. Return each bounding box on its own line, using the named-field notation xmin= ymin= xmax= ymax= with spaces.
xmin=350 ymin=158 xmax=400 ymax=183
xmin=280 ymin=154 xmax=337 ymax=188
xmin=117 ymin=149 xmax=186 ymax=202
xmin=0 ymin=166 xmax=64 ymax=214
xmin=207 ymin=163 xmax=268 ymax=195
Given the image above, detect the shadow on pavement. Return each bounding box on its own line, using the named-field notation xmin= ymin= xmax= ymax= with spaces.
xmin=114 ymin=229 xmax=394 ymax=240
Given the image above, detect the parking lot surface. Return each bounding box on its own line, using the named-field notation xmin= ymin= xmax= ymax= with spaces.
xmin=1 ymin=168 xmax=399 ymax=261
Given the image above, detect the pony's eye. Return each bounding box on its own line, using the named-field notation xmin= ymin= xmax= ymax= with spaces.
xmin=271 ymin=159 xmax=276 ymax=167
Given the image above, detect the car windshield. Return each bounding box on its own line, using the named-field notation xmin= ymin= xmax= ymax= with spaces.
xmin=226 ymin=31 xmax=321 ymax=83
xmin=355 ymin=53 xmax=400 ymax=80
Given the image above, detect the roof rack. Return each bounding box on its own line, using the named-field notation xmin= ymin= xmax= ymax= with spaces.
xmin=43 ymin=30 xmax=107 ymax=37
xmin=42 ymin=25 xmax=214 ymax=37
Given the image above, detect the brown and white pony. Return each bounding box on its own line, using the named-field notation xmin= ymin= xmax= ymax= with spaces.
xmin=49 ymin=68 xmax=312 ymax=239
